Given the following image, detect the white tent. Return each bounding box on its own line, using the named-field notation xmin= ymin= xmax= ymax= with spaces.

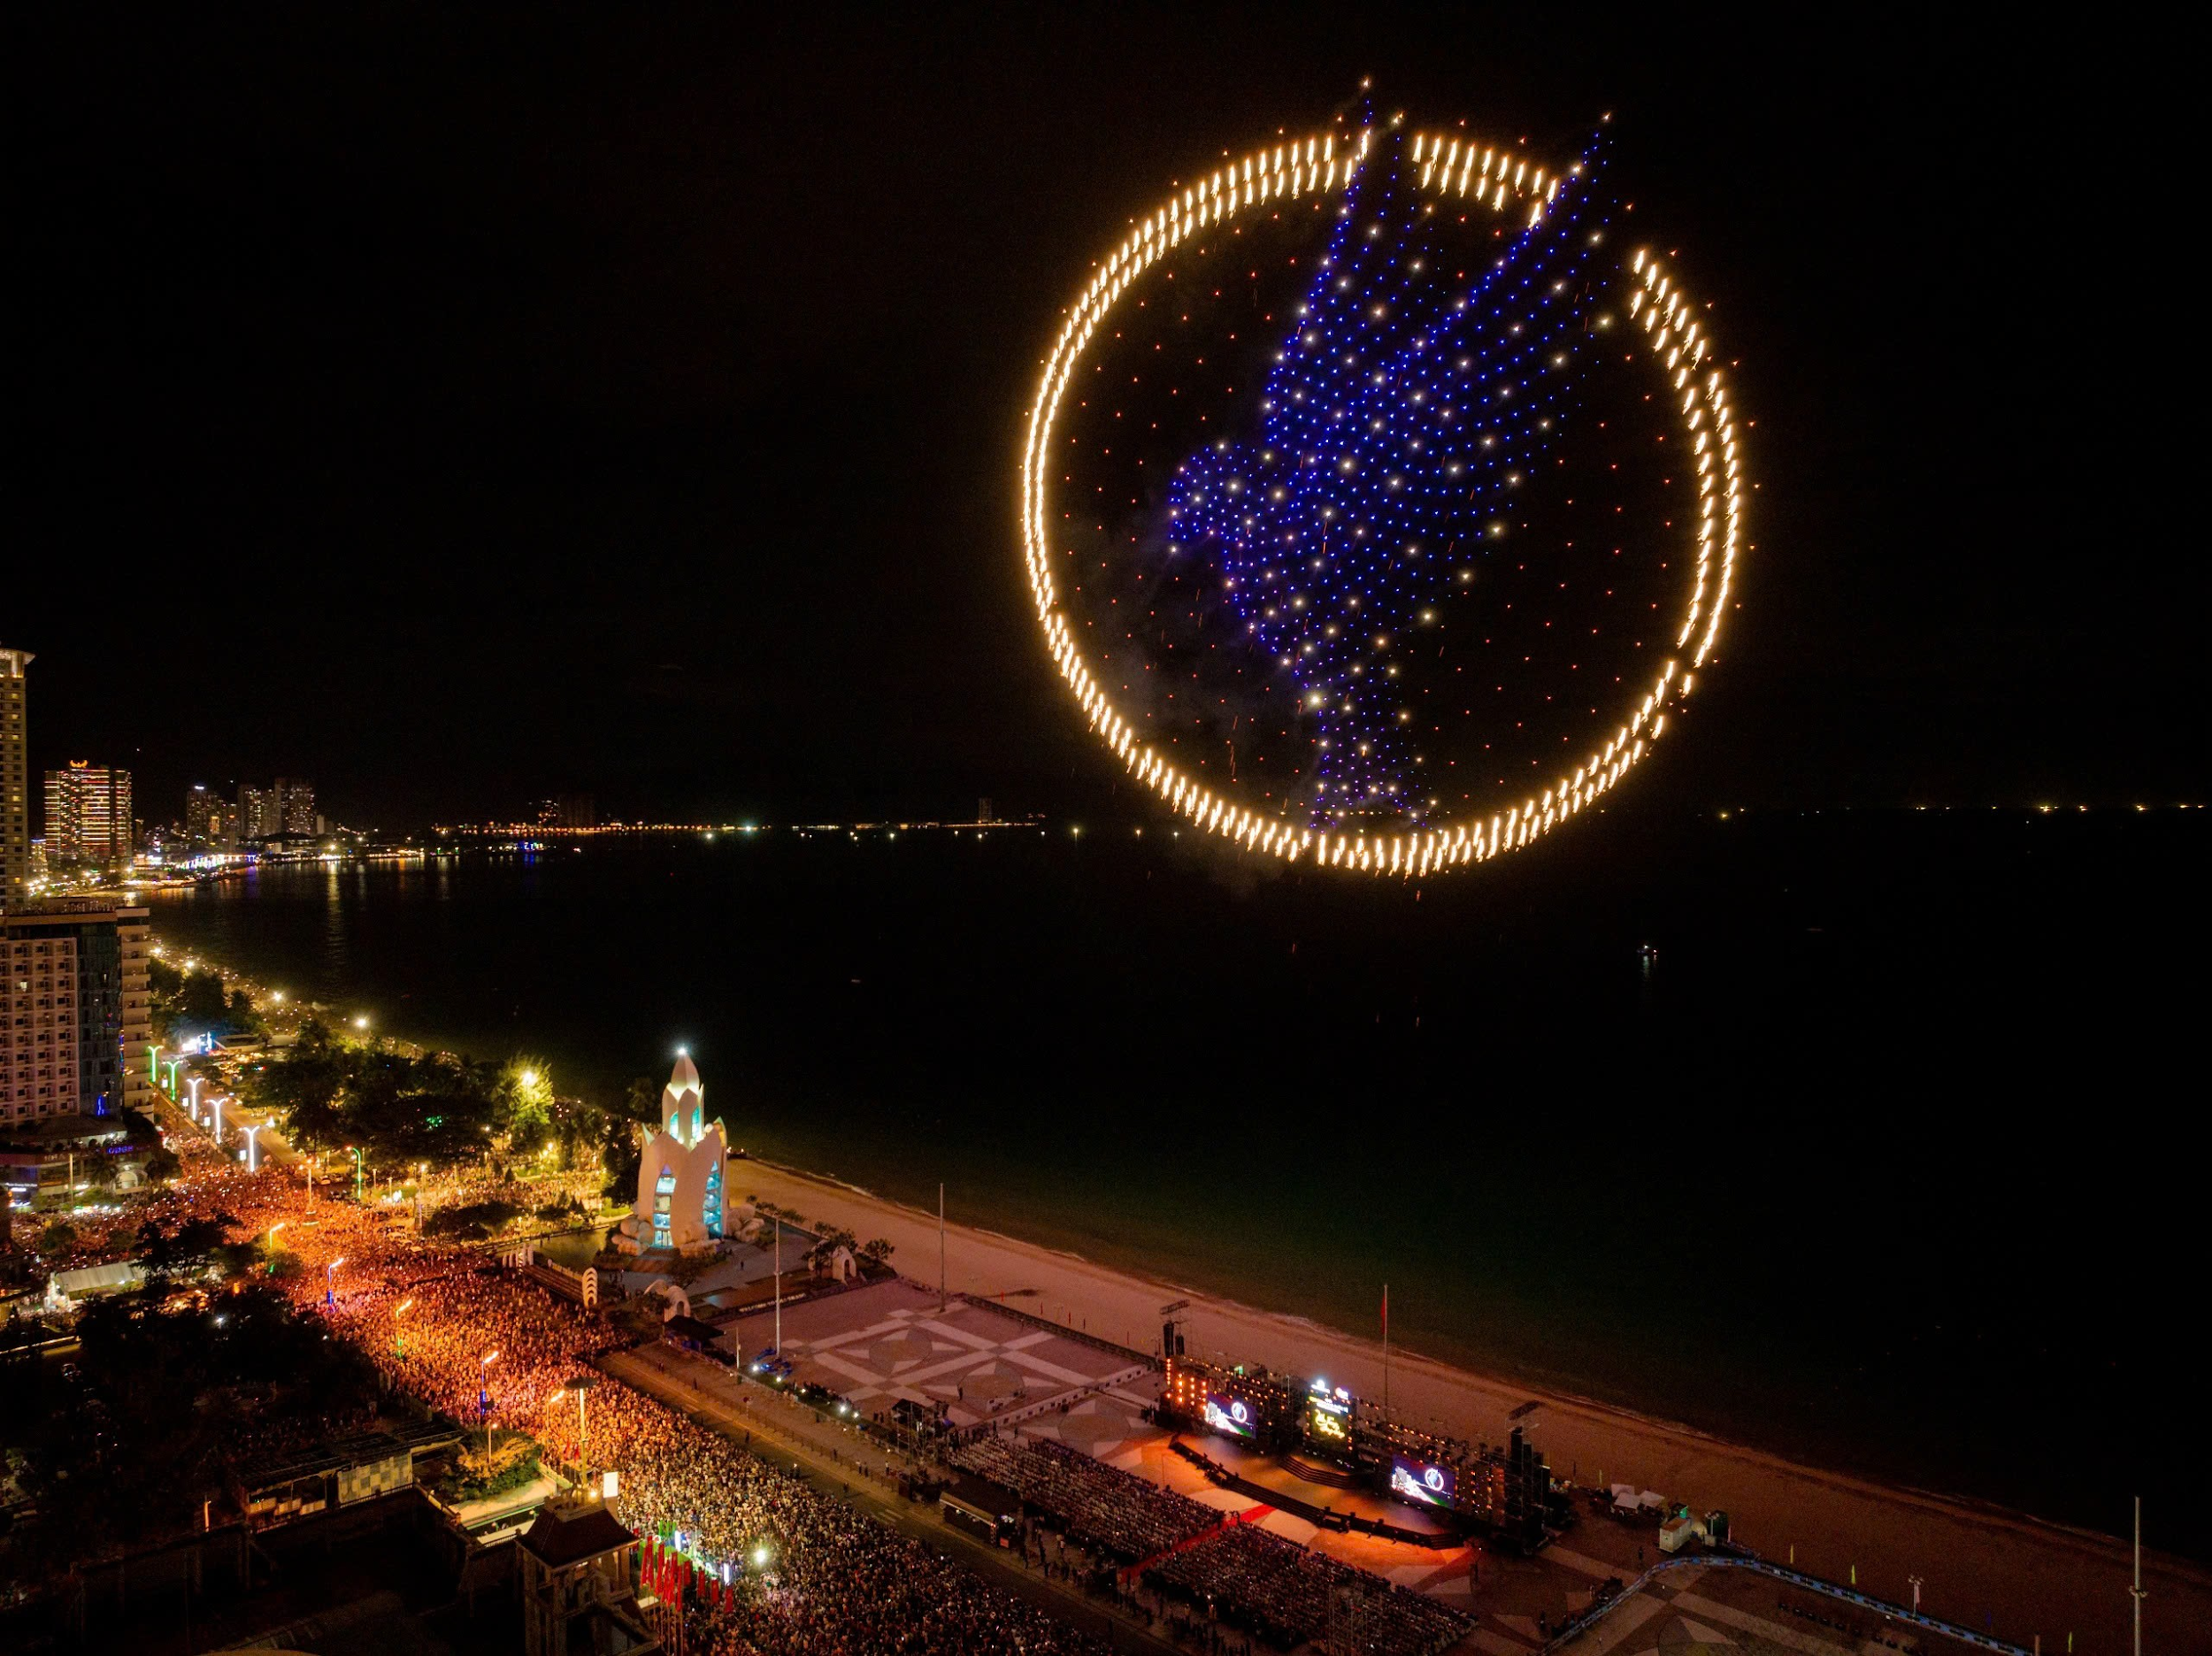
xmin=46 ymin=1260 xmax=144 ymax=1309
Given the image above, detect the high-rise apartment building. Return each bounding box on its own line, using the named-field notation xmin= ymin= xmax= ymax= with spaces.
xmin=273 ymin=777 xmax=316 ymax=834
xmin=185 ymin=784 xmax=239 ymax=851
xmin=235 ymin=778 xmax=319 ymax=843
xmin=1 ymin=899 xmax=151 ymax=1124
xmin=0 ymin=648 xmax=29 ymax=912
xmin=43 ymin=762 xmax=134 ymax=873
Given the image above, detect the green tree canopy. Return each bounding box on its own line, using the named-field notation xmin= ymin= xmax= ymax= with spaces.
xmin=0 ymin=1284 xmax=378 ymax=1566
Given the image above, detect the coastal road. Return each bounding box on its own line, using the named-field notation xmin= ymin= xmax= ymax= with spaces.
xmin=724 ymin=1160 xmax=2212 ymax=1654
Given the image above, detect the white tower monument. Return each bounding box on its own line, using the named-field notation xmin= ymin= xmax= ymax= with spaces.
xmin=612 ymin=1053 xmax=728 ymax=1255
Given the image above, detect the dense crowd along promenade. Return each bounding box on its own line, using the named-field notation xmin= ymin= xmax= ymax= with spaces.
xmin=116 ymin=1154 xmax=1121 ymax=1656
xmin=27 ymin=1033 xmax=2208 ymax=1656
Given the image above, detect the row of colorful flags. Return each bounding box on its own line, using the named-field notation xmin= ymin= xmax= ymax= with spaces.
xmin=639 ymin=1531 xmax=742 ymax=1614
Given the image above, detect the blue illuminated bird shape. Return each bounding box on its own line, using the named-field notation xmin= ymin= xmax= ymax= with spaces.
xmin=1165 ymin=127 xmax=1611 ymax=827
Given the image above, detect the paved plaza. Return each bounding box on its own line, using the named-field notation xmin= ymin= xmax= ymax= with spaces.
xmin=725 ymin=1276 xmax=1160 ymax=1438
xmin=1550 ymin=1560 xmax=2007 ymax=1656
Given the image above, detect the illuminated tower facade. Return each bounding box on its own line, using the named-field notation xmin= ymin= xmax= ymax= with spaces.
xmin=0 ymin=648 xmax=28 ymax=911
xmin=613 ymin=1053 xmax=728 ymax=1255
xmin=43 ymin=762 xmax=133 ymax=874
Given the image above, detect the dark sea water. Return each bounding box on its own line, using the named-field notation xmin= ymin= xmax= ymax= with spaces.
xmin=146 ymin=807 xmax=2209 ymax=1559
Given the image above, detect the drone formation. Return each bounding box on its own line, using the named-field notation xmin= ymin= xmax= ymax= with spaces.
xmin=1020 ymin=112 xmax=1744 ymax=876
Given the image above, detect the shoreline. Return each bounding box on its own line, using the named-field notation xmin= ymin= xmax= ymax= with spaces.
xmin=752 ymin=1159 xmax=2170 ymax=1549
xmin=138 ymin=891 xmax=2210 ymax=1646
xmin=735 ymin=1154 xmax=2210 ymax=1650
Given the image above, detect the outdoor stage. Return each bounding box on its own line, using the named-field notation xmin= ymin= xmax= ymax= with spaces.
xmin=712 ymin=1274 xmax=1493 ymax=1612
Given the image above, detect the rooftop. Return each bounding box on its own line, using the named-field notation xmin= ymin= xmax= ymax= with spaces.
xmin=519 ymin=1499 xmax=638 ymax=1569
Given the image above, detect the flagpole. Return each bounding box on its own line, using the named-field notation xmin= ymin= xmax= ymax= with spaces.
xmin=1382 ymin=1284 xmax=1390 ymax=1410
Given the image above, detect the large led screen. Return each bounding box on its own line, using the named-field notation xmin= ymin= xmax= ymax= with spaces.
xmin=1390 ymin=1456 xmax=1456 ymax=1509
xmin=1304 ymin=1390 xmax=1353 ymax=1449
xmin=1204 ymin=1393 xmax=1259 ymax=1441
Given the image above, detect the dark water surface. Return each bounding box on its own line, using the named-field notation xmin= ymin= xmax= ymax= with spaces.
xmin=147 ymin=809 xmax=2209 ymax=1557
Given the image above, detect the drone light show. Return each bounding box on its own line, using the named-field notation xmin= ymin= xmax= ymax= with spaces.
xmin=1019 ymin=107 xmax=1745 ymax=875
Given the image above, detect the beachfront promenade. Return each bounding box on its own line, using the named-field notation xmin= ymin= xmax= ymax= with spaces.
xmin=729 ymin=1160 xmax=2212 ymax=1653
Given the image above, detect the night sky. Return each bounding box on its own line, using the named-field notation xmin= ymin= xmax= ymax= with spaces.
xmin=11 ymin=10 xmax=2192 ymax=830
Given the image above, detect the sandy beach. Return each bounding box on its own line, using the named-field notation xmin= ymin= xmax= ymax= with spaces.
xmin=730 ymin=1157 xmax=2210 ymax=1654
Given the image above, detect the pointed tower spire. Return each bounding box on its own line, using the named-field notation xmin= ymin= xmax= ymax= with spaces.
xmin=664 ymin=1050 xmax=703 ymax=1146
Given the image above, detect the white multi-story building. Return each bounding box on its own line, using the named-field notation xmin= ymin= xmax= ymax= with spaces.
xmin=1 ymin=899 xmax=150 ymax=1125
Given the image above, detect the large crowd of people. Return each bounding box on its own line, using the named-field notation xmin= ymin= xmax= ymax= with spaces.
xmin=194 ymin=1174 xmax=1112 ymax=1655
xmin=47 ymin=1124 xmax=1471 ymax=1656
xmin=951 ymin=1434 xmax=1220 ymax=1561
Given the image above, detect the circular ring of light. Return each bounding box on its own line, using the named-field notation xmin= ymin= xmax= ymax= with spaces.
xmin=1020 ymin=126 xmax=1744 ymax=876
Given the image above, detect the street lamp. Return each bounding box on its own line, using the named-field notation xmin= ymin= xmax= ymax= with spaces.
xmin=551 ymin=1375 xmax=597 ymax=1485
xmin=326 ymin=1254 xmax=345 ymax=1307
xmin=211 ymin=1094 xmax=225 ymax=1143
xmin=188 ymin=1075 xmax=204 ymax=1116
xmin=480 ymin=1349 xmax=501 ymax=1455
xmin=265 ymin=1221 xmax=286 ymax=1273
xmin=242 ymin=1122 xmax=264 ymax=1172
xmin=353 ymin=1015 xmax=370 ymax=1031
xmin=394 ymin=1296 xmax=413 ymax=1356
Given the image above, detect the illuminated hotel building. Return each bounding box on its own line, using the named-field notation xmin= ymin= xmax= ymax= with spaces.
xmin=0 ymin=648 xmax=28 ymax=911
xmin=1 ymin=899 xmax=151 ymax=1124
xmin=43 ymin=761 xmax=134 ymax=873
